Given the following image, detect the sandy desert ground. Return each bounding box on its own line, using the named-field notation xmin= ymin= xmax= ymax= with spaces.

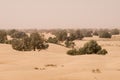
xmin=0 ymin=34 xmax=120 ymax=80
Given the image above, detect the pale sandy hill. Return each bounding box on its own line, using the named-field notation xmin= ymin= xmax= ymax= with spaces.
xmin=42 ymin=32 xmax=56 ymax=39
xmin=0 ymin=36 xmax=120 ymax=80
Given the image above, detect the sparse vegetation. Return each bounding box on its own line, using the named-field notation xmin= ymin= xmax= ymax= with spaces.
xmin=0 ymin=30 xmax=7 ymax=43
xmin=110 ymin=29 xmax=120 ymax=35
xmin=67 ymin=40 xmax=108 ymax=55
xmin=65 ymin=40 xmax=75 ymax=48
xmin=55 ymin=30 xmax=67 ymax=42
xmin=11 ymin=32 xmax=49 ymax=51
xmin=99 ymin=30 xmax=112 ymax=38
xmin=47 ymin=37 xmax=58 ymax=44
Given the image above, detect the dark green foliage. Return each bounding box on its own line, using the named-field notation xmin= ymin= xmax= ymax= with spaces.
xmin=47 ymin=37 xmax=58 ymax=44
xmin=75 ymin=30 xmax=84 ymax=40
xmin=0 ymin=30 xmax=7 ymax=43
xmin=5 ymin=40 xmax=12 ymax=44
xmin=110 ymin=29 xmax=119 ymax=35
xmin=68 ymin=32 xmax=76 ymax=41
xmin=83 ymin=40 xmax=101 ymax=54
xmin=82 ymin=30 xmax=93 ymax=37
xmin=99 ymin=31 xmax=112 ymax=38
xmin=7 ymin=29 xmax=18 ymax=36
xmin=30 ymin=32 xmax=45 ymax=51
xmin=65 ymin=40 xmax=75 ymax=48
xmin=67 ymin=49 xmax=79 ymax=55
xmin=79 ymin=47 xmax=86 ymax=55
xmin=11 ymin=39 xmax=24 ymax=51
xmin=55 ymin=30 xmax=67 ymax=41
xmin=97 ymin=49 xmax=108 ymax=55
xmin=68 ymin=30 xmax=84 ymax=41
xmin=67 ymin=40 xmax=108 ymax=56
xmin=11 ymin=32 xmax=49 ymax=51
xmin=11 ymin=37 xmax=32 ymax=51
xmin=11 ymin=31 xmax=28 ymax=39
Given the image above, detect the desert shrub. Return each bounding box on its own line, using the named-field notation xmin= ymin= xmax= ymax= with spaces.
xmin=7 ymin=29 xmax=18 ymax=36
xmin=110 ymin=29 xmax=119 ymax=35
xmin=99 ymin=31 xmax=112 ymax=38
xmin=68 ymin=32 xmax=76 ymax=41
xmin=5 ymin=40 xmax=12 ymax=44
xmin=30 ymin=32 xmax=48 ymax=51
xmin=82 ymin=30 xmax=93 ymax=37
xmin=67 ymin=49 xmax=79 ymax=55
xmin=79 ymin=47 xmax=86 ymax=55
xmin=11 ymin=31 xmax=28 ymax=39
xmin=11 ymin=32 xmax=49 ymax=51
xmin=93 ymin=31 xmax=99 ymax=36
xmin=47 ymin=37 xmax=58 ymax=44
xmin=11 ymin=39 xmax=24 ymax=51
xmin=67 ymin=40 xmax=108 ymax=55
xmin=97 ymin=49 xmax=108 ymax=55
xmin=0 ymin=30 xmax=7 ymax=43
xmin=75 ymin=30 xmax=84 ymax=40
xmin=55 ymin=30 xmax=67 ymax=41
xmin=65 ymin=40 xmax=75 ymax=48
xmin=83 ymin=40 xmax=102 ymax=54
xmin=68 ymin=30 xmax=84 ymax=41
xmin=11 ymin=36 xmax=32 ymax=51
xmin=37 ymin=43 xmax=49 ymax=50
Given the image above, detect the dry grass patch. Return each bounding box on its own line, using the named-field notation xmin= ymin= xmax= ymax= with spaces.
xmin=45 ymin=64 xmax=57 ymax=67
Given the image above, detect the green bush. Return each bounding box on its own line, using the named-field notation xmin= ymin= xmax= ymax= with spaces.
xmin=67 ymin=40 xmax=108 ymax=56
xmin=79 ymin=47 xmax=86 ymax=55
xmin=83 ymin=40 xmax=102 ymax=54
xmin=0 ymin=30 xmax=7 ymax=43
xmin=11 ymin=39 xmax=24 ymax=51
xmin=11 ymin=31 xmax=28 ymax=39
xmin=97 ymin=49 xmax=108 ymax=55
xmin=11 ymin=32 xmax=49 ymax=51
xmin=65 ymin=40 xmax=75 ymax=48
xmin=55 ymin=30 xmax=67 ymax=41
xmin=99 ymin=31 xmax=112 ymax=38
xmin=82 ymin=31 xmax=93 ymax=37
xmin=68 ymin=30 xmax=84 ymax=41
xmin=110 ymin=29 xmax=120 ymax=35
xmin=67 ymin=49 xmax=79 ymax=55
xmin=47 ymin=37 xmax=58 ymax=44
xmin=5 ymin=40 xmax=12 ymax=44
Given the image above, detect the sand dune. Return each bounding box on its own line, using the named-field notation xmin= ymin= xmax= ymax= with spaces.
xmin=0 ymin=37 xmax=120 ymax=80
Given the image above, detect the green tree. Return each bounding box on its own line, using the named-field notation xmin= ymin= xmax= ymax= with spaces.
xmin=55 ymin=30 xmax=67 ymax=41
xmin=67 ymin=40 xmax=108 ymax=55
xmin=99 ymin=31 xmax=112 ymax=38
xmin=47 ymin=37 xmax=58 ymax=44
xmin=82 ymin=40 xmax=101 ymax=54
xmin=11 ymin=31 xmax=28 ymax=39
xmin=30 ymin=32 xmax=44 ymax=51
xmin=110 ymin=29 xmax=119 ymax=35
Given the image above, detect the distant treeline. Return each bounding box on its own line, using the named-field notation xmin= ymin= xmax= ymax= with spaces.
xmin=0 ymin=28 xmax=119 ymax=55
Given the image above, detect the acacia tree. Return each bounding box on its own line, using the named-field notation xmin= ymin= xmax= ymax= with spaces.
xmin=30 ymin=32 xmax=44 ymax=51
xmin=0 ymin=30 xmax=7 ymax=43
xmin=11 ymin=32 xmax=49 ymax=51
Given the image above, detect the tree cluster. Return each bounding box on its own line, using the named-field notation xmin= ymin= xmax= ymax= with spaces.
xmin=67 ymin=40 xmax=108 ymax=55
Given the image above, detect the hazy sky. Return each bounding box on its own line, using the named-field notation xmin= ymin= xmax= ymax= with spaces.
xmin=0 ymin=0 xmax=120 ymax=29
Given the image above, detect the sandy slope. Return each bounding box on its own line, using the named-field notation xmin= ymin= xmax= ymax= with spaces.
xmin=0 ymin=38 xmax=120 ymax=80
